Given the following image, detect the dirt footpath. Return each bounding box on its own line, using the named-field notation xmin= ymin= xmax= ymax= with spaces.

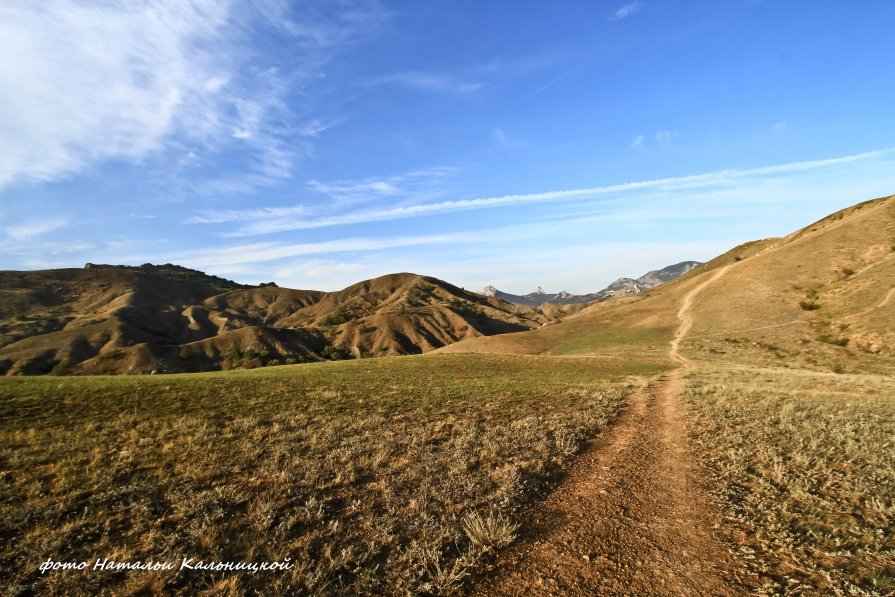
xmin=472 ymin=265 xmax=757 ymax=595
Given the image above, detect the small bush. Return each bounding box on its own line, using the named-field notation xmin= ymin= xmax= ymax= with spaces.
xmin=324 ymin=309 xmax=352 ymax=326
xmin=49 ymin=359 xmax=72 ymax=376
xmin=321 ymin=345 xmax=349 ymax=361
xmin=817 ymin=334 xmax=848 ymax=347
xmin=462 ymin=511 xmax=518 ymax=552
xmin=449 ymin=299 xmax=485 ymax=320
xmin=799 ymin=300 xmax=820 ymax=311
xmin=555 ymin=429 xmax=581 ymax=456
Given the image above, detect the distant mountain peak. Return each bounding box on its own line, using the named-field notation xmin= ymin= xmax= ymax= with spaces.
xmin=478 ymin=261 xmax=703 ymax=307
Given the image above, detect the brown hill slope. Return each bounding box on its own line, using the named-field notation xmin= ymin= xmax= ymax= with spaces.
xmin=442 ymin=194 xmax=895 ymax=373
xmin=0 ymin=267 xmax=553 ymax=375
xmin=453 ymin=193 xmax=894 ymax=595
xmin=0 ymin=264 xmax=250 ymax=374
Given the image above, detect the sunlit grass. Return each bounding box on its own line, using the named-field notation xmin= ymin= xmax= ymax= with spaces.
xmin=684 ymin=366 xmax=895 ymax=596
xmin=0 ymin=353 xmax=659 ymax=595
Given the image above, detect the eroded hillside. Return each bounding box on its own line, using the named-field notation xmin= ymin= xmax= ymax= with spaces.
xmin=0 ymin=266 xmax=558 ymax=375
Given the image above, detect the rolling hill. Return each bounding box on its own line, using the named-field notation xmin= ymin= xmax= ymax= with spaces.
xmin=442 ymin=194 xmax=895 ymax=373
xmin=0 ymin=265 xmax=561 ymax=375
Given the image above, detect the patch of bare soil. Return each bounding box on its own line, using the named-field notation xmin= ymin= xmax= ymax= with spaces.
xmin=472 ymin=265 xmax=756 ymax=595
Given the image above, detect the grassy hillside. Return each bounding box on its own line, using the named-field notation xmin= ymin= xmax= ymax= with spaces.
xmin=440 ymin=193 xmax=895 ymax=594
xmin=443 ymin=194 xmax=895 ymax=375
xmin=683 ymin=195 xmax=895 ymax=375
xmin=0 ymin=353 xmax=661 ymax=595
xmin=675 ymin=196 xmax=894 ymax=593
xmin=438 ymin=237 xmax=773 ymax=360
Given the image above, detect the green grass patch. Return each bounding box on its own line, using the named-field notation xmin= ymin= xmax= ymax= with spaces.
xmin=550 ymin=323 xmax=672 ymax=357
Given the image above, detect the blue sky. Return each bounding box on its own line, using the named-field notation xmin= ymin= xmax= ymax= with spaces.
xmin=2 ymin=1 xmax=895 ymax=293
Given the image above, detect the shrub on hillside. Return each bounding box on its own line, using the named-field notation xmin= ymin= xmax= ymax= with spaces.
xmin=49 ymin=359 xmax=71 ymax=376
xmin=321 ymin=345 xmax=349 ymax=361
xmin=324 ymin=309 xmax=352 ymax=326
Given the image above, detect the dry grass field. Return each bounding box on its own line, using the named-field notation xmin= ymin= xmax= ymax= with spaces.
xmin=673 ymin=197 xmax=895 ymax=595
xmin=3 ymin=195 xmax=893 ymax=595
xmin=684 ymin=366 xmax=895 ymax=595
xmin=0 ymin=353 xmax=660 ymax=595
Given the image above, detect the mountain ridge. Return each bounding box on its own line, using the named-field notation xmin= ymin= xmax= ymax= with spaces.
xmin=478 ymin=261 xmax=702 ymax=306
xmin=0 ymin=268 xmax=568 ymax=375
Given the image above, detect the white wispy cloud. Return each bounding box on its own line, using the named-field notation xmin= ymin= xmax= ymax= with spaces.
xmin=254 ymin=0 xmax=388 ymax=49
xmin=366 ymin=71 xmax=483 ymax=94
xmin=630 ymin=130 xmax=677 ymax=149
xmin=307 ymin=179 xmax=399 ymax=202
xmin=188 ymin=148 xmax=891 ymax=236
xmin=185 ymin=205 xmax=309 ymax=225
xmin=185 ymin=166 xmax=460 ymax=225
xmin=0 ymin=0 xmax=384 ymax=190
xmin=295 ymin=117 xmax=349 ymax=138
xmin=307 ymin=166 xmax=460 ymax=205
xmin=6 ymin=148 xmax=894 ymax=289
xmin=654 ymin=129 xmax=679 ymax=145
xmin=4 ymin=218 xmax=67 ymax=241
xmin=143 ymin=233 xmax=472 ymax=269
xmin=610 ymin=2 xmax=643 ymax=21
xmin=0 ymin=1 xmax=230 ymax=187
xmin=773 ymin=121 xmax=787 ymax=131
xmin=494 ymin=127 xmax=523 ymax=148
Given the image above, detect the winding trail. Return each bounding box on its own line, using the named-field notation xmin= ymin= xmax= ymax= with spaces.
xmin=840 ymin=285 xmax=895 ymax=321
xmin=879 ymin=286 xmax=895 ymax=309
xmin=671 ymin=265 xmax=733 ymax=367
xmin=472 ymin=264 xmax=754 ymax=595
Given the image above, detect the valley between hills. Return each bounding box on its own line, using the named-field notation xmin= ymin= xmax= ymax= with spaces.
xmin=1 ymin=194 xmax=893 ymax=595
xmin=0 ymin=259 xmax=697 ymax=376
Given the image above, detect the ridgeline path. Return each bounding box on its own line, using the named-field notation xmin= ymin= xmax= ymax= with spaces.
xmin=471 ymin=264 xmax=757 ymax=596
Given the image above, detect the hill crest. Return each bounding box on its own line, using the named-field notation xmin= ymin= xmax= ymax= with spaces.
xmin=0 ymin=266 xmax=559 ymax=375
